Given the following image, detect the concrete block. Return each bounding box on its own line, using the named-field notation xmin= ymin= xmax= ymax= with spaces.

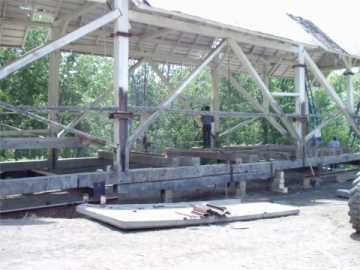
xmin=303 ymin=176 xmax=312 ymax=189
xmin=235 ymin=181 xmax=247 ymax=198
xmin=160 ymin=189 xmax=173 ymax=203
xmin=272 ymin=171 xmax=288 ymax=194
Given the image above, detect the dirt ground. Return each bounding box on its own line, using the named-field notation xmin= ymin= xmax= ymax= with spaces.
xmin=1 ymin=182 xmax=359 ymax=270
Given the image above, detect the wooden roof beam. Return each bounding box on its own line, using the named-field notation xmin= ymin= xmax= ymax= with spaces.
xmin=129 ymin=10 xmax=299 ymax=53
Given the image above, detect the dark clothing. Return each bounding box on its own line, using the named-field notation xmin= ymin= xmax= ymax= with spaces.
xmin=202 ymin=124 xmax=212 ymax=148
xmin=201 ymin=114 xmax=214 ymax=148
xmin=201 ymin=115 xmax=214 ymax=125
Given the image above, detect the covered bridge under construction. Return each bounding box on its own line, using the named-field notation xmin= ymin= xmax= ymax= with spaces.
xmin=1 ymin=0 xmax=360 ymax=209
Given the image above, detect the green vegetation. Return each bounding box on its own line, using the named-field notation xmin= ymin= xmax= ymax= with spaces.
xmin=1 ymin=28 xmax=359 ymax=161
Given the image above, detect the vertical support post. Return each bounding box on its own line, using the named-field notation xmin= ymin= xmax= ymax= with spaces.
xmin=295 ymin=45 xmax=307 ymax=159
xmin=211 ymin=65 xmax=220 ymax=147
xmin=262 ymin=67 xmax=270 ymax=144
xmin=113 ymin=0 xmax=129 ymax=172
xmin=48 ymin=28 xmax=61 ymax=171
xmin=344 ymin=69 xmax=354 ymax=113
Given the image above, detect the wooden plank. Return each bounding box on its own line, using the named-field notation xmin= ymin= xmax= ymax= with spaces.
xmin=0 ymin=129 xmax=48 ymax=137
xmin=0 ymin=190 xmax=119 ymax=214
xmin=131 ymin=152 xmax=200 ymax=167
xmin=76 ymin=201 xmax=300 ymax=230
xmin=165 ymin=148 xmax=256 ymax=161
xmin=0 ymin=158 xmax=112 ymax=174
xmin=98 ymin=151 xmax=200 ymax=167
xmin=272 ymin=92 xmax=300 ymax=97
xmin=0 ymin=137 xmax=88 ymax=150
xmin=165 ymin=147 xmax=295 ymax=161
xmin=0 ymin=105 xmax=302 ymax=119
xmin=1 ymin=153 xmax=360 ymax=197
xmin=220 ymin=144 xmax=297 ymax=152
xmin=0 ymin=171 xmax=114 ymax=196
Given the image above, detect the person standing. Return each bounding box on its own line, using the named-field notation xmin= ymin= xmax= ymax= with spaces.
xmin=328 ymin=136 xmax=341 ymax=169
xmin=328 ymin=136 xmax=341 ymax=149
xmin=201 ymin=106 xmax=214 ymax=148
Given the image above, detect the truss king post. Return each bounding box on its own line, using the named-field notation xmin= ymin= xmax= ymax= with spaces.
xmin=47 ymin=27 xmax=61 ymax=171
xmin=262 ymin=65 xmax=270 ymax=144
xmin=113 ymin=0 xmax=130 ymax=174
xmin=211 ymin=65 xmax=220 ymax=147
xmin=344 ymin=69 xmax=354 ymax=114
xmin=294 ymin=45 xmax=307 ymax=160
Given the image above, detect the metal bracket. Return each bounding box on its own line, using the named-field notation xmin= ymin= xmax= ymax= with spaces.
xmin=344 ymin=70 xmax=354 ymax=76
xmin=110 ymin=31 xmax=132 ymax=38
xmin=109 ymin=111 xmax=133 ymax=120
xmin=292 ymin=64 xmax=306 ymax=69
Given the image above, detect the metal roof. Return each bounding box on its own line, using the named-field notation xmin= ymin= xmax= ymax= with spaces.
xmin=0 ymin=0 xmax=357 ymax=78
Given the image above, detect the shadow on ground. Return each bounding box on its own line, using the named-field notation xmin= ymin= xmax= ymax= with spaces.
xmin=0 ymin=218 xmax=55 ymax=226
xmin=350 ymin=233 xmax=360 ymax=241
xmin=269 ymin=182 xmax=352 ymax=207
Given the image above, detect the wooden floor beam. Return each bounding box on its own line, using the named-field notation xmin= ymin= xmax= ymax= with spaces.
xmin=0 ymin=137 xmax=88 ymax=150
xmin=2 ymin=152 xmax=360 ymax=196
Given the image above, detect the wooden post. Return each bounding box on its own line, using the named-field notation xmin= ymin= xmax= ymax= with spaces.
xmin=113 ymin=0 xmax=130 ymax=172
xmin=48 ymin=28 xmax=61 ymax=171
xmin=211 ymin=66 xmax=220 ymax=147
xmin=262 ymin=67 xmax=270 ymax=144
xmin=344 ymin=69 xmax=354 ymax=113
xmin=295 ymin=45 xmax=307 ymax=158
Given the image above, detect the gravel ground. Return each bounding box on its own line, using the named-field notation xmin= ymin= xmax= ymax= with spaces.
xmin=0 ymin=182 xmax=359 ymax=270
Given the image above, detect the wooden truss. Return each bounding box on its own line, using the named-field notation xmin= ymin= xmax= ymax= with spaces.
xmin=0 ymin=0 xmax=359 ymax=196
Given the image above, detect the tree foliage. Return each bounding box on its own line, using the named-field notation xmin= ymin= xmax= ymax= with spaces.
xmin=1 ymin=28 xmax=360 ymax=161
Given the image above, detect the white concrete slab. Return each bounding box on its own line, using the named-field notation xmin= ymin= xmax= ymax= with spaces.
xmin=76 ymin=200 xmax=300 ymax=230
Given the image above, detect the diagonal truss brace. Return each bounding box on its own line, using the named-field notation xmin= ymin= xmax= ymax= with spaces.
xmin=305 ymin=113 xmax=342 ymax=142
xmin=219 ymin=117 xmax=260 ymax=137
xmin=303 ymin=50 xmax=360 ymax=137
xmin=57 ymin=61 xmax=143 ymax=139
xmin=147 ymin=59 xmax=203 ymax=127
xmin=0 ymin=9 xmax=121 ymax=81
xmin=229 ymin=39 xmax=299 ymax=140
xmin=229 ymin=76 xmax=288 ymax=137
xmin=0 ymin=100 xmax=112 ymax=147
xmin=127 ymin=39 xmax=227 ymax=148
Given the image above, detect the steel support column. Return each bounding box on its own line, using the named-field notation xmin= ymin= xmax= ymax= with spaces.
xmin=294 ymin=45 xmax=307 ymax=158
xmin=113 ymin=0 xmax=130 ymax=172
